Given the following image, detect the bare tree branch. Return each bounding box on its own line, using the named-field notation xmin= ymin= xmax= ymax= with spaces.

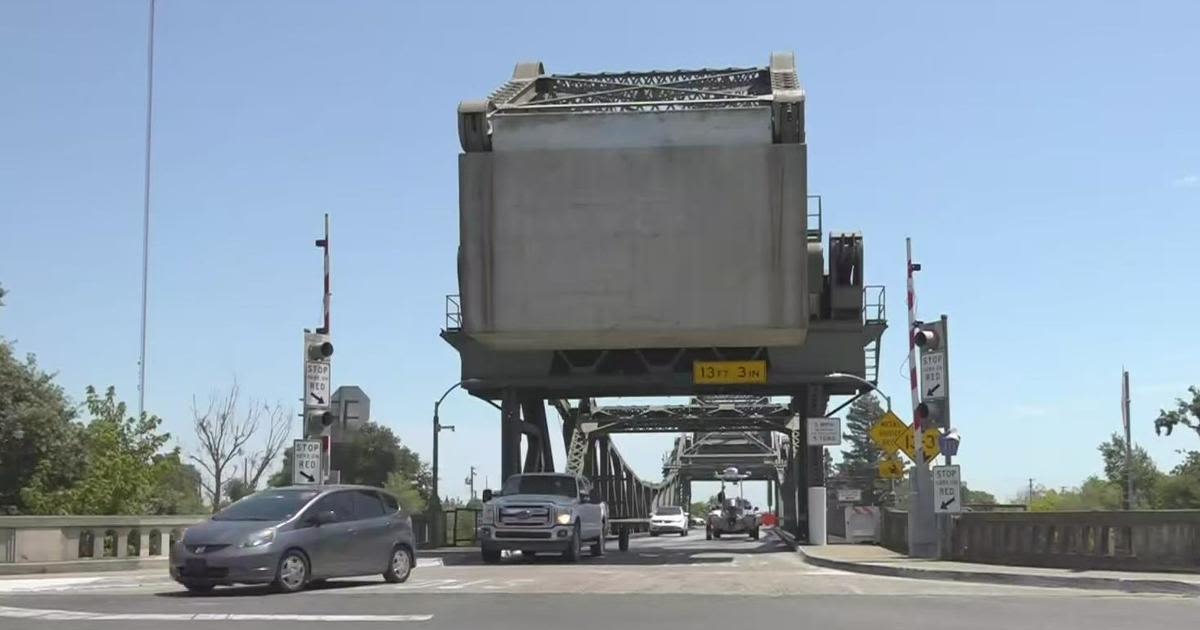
xmin=191 ymin=381 xmax=294 ymax=511
xmin=191 ymin=380 xmax=258 ymax=512
xmin=243 ymin=403 xmax=291 ymax=489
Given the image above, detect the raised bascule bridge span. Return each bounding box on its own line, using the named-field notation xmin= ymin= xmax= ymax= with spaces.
xmin=443 ymin=52 xmax=887 ymax=542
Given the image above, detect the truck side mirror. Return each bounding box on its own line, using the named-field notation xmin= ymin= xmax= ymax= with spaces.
xmin=482 ymin=489 xmax=493 ymax=502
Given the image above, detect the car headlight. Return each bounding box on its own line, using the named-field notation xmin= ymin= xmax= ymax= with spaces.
xmin=555 ymin=512 xmax=573 ymax=525
xmin=238 ymin=528 xmax=276 ymax=549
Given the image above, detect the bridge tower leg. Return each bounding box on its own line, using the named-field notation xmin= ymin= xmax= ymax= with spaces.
xmin=782 ymin=429 xmax=802 ymax=537
xmin=500 ymin=389 xmax=522 ymax=482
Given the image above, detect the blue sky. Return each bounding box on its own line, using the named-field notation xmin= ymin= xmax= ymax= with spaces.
xmin=2 ymin=0 xmax=1198 ymax=503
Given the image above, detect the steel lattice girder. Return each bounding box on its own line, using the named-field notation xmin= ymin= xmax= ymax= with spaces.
xmin=490 ymin=67 xmax=773 ymax=114
xmin=585 ymin=401 xmax=795 ymax=435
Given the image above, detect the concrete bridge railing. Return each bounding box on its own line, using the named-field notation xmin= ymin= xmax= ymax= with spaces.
xmin=881 ymin=508 xmax=1200 ymax=572
xmin=0 ymin=515 xmax=207 ymax=573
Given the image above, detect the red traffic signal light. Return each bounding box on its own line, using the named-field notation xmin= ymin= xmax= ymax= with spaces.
xmin=307 ymin=340 xmax=333 ymax=360
xmin=913 ymin=328 xmax=939 ymax=349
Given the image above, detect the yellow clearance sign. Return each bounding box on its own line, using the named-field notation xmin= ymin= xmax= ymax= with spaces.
xmin=692 ymin=360 xmax=767 ymax=385
xmin=898 ymin=425 xmax=942 ymax=463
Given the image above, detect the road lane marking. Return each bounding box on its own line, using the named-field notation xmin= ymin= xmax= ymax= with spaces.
xmin=436 ymin=579 xmax=489 ymax=590
xmin=0 ymin=578 xmax=106 ymax=593
xmin=0 ymin=605 xmax=432 ymax=622
xmin=416 ymin=558 xmax=443 ymax=568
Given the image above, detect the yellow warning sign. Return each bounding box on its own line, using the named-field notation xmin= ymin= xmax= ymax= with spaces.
xmin=869 ymin=411 xmax=907 ymax=454
xmin=878 ymin=457 xmax=905 ymax=480
xmin=898 ymin=425 xmax=942 ymax=463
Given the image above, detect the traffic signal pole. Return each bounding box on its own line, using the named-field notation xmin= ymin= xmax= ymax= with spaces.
xmin=303 ymin=215 xmax=335 ymax=483
xmin=906 ymin=238 xmax=937 ymax=558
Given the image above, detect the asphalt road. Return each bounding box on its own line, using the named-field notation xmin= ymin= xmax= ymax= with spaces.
xmin=1 ymin=531 xmax=1196 ymax=629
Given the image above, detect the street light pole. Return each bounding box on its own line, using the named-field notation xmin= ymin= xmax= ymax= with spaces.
xmin=432 ymin=382 xmax=465 ymax=510
xmin=826 ymin=372 xmax=892 ymax=412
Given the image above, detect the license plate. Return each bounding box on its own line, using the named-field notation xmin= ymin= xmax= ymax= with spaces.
xmin=692 ymin=360 xmax=767 ymax=384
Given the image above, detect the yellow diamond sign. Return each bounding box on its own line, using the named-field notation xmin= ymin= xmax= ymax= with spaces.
xmin=869 ymin=411 xmax=907 ymax=454
xmin=898 ymin=424 xmax=942 ymax=463
xmin=878 ymin=457 xmax=905 ymax=480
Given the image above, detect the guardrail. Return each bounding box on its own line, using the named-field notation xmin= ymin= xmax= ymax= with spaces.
xmin=0 ymin=516 xmax=207 ymax=565
xmin=881 ymin=509 xmax=1200 ymax=572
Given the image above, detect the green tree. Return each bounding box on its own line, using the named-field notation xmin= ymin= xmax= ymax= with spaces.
xmin=961 ymin=483 xmax=998 ymax=505
xmin=1155 ymin=451 xmax=1200 ymax=508
xmin=1154 ymin=386 xmax=1200 ymax=439
xmin=1097 ymin=433 xmax=1161 ymax=508
xmin=148 ymin=452 xmax=206 ymax=515
xmin=224 ymin=478 xmax=254 ymax=505
xmin=0 ymin=300 xmax=84 ymax=512
xmin=22 ymin=386 xmax=171 ymax=515
xmin=271 ymin=423 xmax=432 ymax=501
xmin=833 ymin=393 xmax=887 ymax=504
xmin=383 ymin=471 xmax=428 ymax=514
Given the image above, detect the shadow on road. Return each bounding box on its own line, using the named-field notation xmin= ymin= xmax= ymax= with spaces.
xmin=443 ymin=532 xmax=786 ymax=567
xmin=154 ymin=579 xmax=381 ymax=598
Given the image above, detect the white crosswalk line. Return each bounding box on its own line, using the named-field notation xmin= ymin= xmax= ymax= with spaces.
xmin=0 ymin=605 xmax=433 ymax=622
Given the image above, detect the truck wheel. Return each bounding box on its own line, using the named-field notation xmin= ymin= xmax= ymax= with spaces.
xmin=481 ymin=547 xmax=501 ymax=564
xmin=562 ymin=522 xmax=581 ymax=562
xmin=680 ymin=529 xmax=688 ymax=537
xmin=751 ymin=527 xmax=760 ymax=541
xmin=705 ymin=526 xmax=712 ymax=541
xmin=591 ymin=529 xmax=606 ymax=557
xmin=714 ymin=531 xmax=722 ymax=539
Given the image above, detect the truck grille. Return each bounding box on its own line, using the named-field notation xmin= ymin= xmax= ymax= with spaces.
xmin=499 ymin=505 xmax=551 ymax=526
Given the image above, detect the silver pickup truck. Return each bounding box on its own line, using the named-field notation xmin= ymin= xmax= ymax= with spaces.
xmin=478 ymin=473 xmax=608 ymax=563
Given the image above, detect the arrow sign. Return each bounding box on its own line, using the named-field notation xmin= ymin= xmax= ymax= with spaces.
xmin=305 ymin=362 xmax=331 ymax=411
xmin=920 ymin=352 xmax=946 ymax=401
xmin=933 ymin=464 xmax=961 ymax=513
xmin=292 ymin=439 xmax=322 ymax=486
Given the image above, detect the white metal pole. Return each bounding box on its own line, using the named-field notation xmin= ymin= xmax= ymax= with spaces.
xmin=136 ymin=0 xmax=157 ymax=419
xmin=906 ymin=237 xmax=933 ymax=557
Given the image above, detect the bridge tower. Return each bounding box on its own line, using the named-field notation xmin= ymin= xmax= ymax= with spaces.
xmin=443 ymin=52 xmax=887 ymax=541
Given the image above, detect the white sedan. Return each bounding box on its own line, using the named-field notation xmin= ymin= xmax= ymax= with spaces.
xmin=648 ymin=506 xmax=689 ymax=536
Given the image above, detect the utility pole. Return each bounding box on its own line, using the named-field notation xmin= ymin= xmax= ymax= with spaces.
xmin=1122 ymin=369 xmax=1133 ymax=510
xmin=1028 ymin=478 xmax=1034 ymax=510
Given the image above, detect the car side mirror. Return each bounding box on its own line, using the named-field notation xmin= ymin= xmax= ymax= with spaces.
xmin=310 ymin=509 xmax=336 ymax=526
xmin=482 ymin=489 xmax=493 ymax=502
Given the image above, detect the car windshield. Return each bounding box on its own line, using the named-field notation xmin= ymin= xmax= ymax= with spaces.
xmin=655 ymin=506 xmax=683 ymax=515
xmin=212 ymin=490 xmax=319 ymax=521
xmin=502 ymin=475 xmax=577 ymax=497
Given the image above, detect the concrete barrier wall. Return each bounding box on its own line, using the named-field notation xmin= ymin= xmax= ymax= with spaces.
xmin=948 ymin=510 xmax=1200 ymax=572
xmin=0 ymin=516 xmax=206 ymax=564
xmin=881 ymin=508 xmax=908 ymax=553
xmin=882 ymin=510 xmax=1200 ymax=571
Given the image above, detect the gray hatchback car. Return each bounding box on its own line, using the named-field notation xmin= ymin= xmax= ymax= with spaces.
xmin=170 ymin=485 xmax=416 ymax=593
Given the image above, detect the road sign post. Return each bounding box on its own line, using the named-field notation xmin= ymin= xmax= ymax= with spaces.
xmin=292 ymin=439 xmax=322 ymax=485
xmin=806 ymin=417 xmax=842 ymax=446
xmin=933 ymin=465 xmax=961 ymax=513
